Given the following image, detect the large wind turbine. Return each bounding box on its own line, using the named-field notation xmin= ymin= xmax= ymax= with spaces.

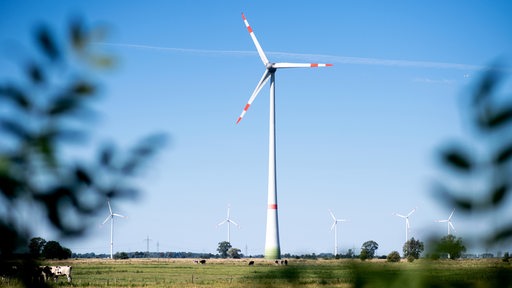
xmin=217 ymin=205 xmax=240 ymax=244
xmin=393 ymin=208 xmax=416 ymax=242
xmin=101 ymin=200 xmax=125 ymax=259
xmin=435 ymin=208 xmax=456 ymax=235
xmin=236 ymin=13 xmax=332 ymax=260
xmin=329 ymin=210 xmax=347 ymax=257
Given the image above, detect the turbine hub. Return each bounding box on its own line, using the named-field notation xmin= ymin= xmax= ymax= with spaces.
xmin=266 ymin=63 xmax=276 ymax=72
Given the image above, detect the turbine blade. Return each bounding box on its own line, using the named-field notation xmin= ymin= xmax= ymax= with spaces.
xmin=448 ymin=208 xmax=455 ymax=220
xmin=217 ymin=220 xmax=227 ymax=226
xmin=113 ymin=213 xmax=125 ymax=218
xmin=236 ymin=70 xmax=271 ymax=124
xmin=107 ymin=201 xmax=112 ymax=214
xmin=449 ymin=222 xmax=456 ymax=232
xmin=230 ymin=220 xmax=240 ymax=227
xmin=407 ymin=208 xmax=416 ymax=217
xmin=242 ymin=13 xmax=269 ymax=65
xmin=328 ymin=209 xmax=336 ymax=221
xmin=395 ymin=213 xmax=406 ymax=218
xmin=330 ymin=222 xmax=336 ymax=231
xmin=272 ymin=62 xmax=333 ymax=69
xmin=102 ymin=215 xmax=111 ymax=225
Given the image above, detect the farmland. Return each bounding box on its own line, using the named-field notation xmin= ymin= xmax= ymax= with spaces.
xmin=2 ymin=258 xmax=512 ymax=287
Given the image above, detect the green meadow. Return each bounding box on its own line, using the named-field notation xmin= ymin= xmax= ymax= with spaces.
xmin=3 ymin=258 xmax=511 ymax=287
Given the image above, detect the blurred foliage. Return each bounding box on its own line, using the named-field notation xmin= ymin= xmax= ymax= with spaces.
xmin=434 ymin=67 xmax=512 ymax=246
xmin=429 ymin=234 xmax=467 ymax=260
xmin=0 ymin=18 xmax=165 ymax=286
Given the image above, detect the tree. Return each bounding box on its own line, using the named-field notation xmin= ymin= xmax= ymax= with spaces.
xmin=217 ymin=241 xmax=232 ymax=258
xmin=227 ymin=248 xmax=241 ymax=259
xmin=28 ymin=237 xmax=47 ymax=258
xmin=41 ymin=240 xmax=71 ymax=259
xmin=435 ymin=234 xmax=466 ymax=260
xmin=387 ymin=251 xmax=401 ymax=262
xmin=403 ymin=237 xmax=424 ymax=260
xmin=360 ymin=240 xmax=378 ymax=261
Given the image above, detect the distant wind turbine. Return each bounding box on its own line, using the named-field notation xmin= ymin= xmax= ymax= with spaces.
xmin=329 ymin=210 xmax=347 ymax=257
xmin=217 ymin=205 xmax=239 ymax=243
xmin=393 ymin=208 xmax=416 ymax=242
xmin=101 ymin=200 xmax=125 ymax=259
xmin=435 ymin=208 xmax=456 ymax=235
xmin=236 ymin=12 xmax=332 ymax=260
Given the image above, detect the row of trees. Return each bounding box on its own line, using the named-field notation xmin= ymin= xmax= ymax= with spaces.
xmin=359 ymin=235 xmax=466 ymax=262
xmin=212 ymin=235 xmax=466 ymax=261
xmin=28 ymin=237 xmax=72 ymax=260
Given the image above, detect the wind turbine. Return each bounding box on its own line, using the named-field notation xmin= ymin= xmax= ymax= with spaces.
xmin=217 ymin=205 xmax=239 ymax=244
xmin=435 ymin=208 xmax=456 ymax=235
xmin=236 ymin=13 xmax=332 ymax=260
xmin=101 ymin=200 xmax=125 ymax=259
xmin=329 ymin=209 xmax=347 ymax=257
xmin=393 ymin=208 xmax=416 ymax=242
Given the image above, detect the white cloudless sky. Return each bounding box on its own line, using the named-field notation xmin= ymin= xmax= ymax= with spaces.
xmin=1 ymin=1 xmax=512 ymax=256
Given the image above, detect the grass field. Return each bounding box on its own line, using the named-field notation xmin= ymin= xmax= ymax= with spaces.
xmin=2 ymin=258 xmax=512 ymax=287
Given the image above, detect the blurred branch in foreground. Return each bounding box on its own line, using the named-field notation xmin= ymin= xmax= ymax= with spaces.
xmin=434 ymin=64 xmax=512 ymax=247
xmin=0 ymin=18 xmax=166 ymax=286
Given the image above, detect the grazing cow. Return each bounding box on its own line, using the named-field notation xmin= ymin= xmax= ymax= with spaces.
xmin=199 ymin=259 xmax=206 ymax=264
xmin=248 ymin=261 xmax=254 ymax=266
xmin=39 ymin=266 xmax=53 ymax=282
xmin=49 ymin=266 xmax=72 ymax=283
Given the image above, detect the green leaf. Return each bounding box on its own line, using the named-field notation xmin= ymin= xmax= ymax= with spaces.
xmin=490 ymin=183 xmax=508 ymax=206
xmin=487 ymin=224 xmax=512 ymax=245
xmin=0 ymin=85 xmax=31 ymax=110
xmin=47 ymin=95 xmax=80 ymax=115
xmin=433 ymin=182 xmax=473 ymax=211
xmin=488 ymin=105 xmax=512 ymax=129
xmin=0 ymin=119 xmax=30 ymax=140
xmin=70 ymin=19 xmax=86 ymax=51
xmin=473 ymin=69 xmax=500 ymax=106
xmin=493 ymin=143 xmax=512 ymax=165
xmin=71 ymin=81 xmax=95 ymax=95
xmin=99 ymin=145 xmax=115 ymax=168
xmin=75 ymin=167 xmax=92 ymax=185
xmin=441 ymin=147 xmax=473 ymax=172
xmin=36 ymin=26 xmax=60 ymax=61
xmin=27 ymin=62 xmax=44 ymax=84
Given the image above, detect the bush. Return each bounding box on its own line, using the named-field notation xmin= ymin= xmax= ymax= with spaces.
xmin=387 ymin=251 xmax=401 ymax=262
xmin=407 ymin=255 xmax=415 ymax=262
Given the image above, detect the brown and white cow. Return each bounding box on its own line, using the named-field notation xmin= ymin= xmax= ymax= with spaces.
xmin=48 ymin=266 xmax=72 ymax=283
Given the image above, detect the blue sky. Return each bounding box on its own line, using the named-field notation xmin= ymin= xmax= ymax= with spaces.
xmin=1 ymin=1 xmax=512 ymax=256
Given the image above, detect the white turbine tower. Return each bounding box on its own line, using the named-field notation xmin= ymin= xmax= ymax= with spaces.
xmin=435 ymin=208 xmax=456 ymax=235
xmin=393 ymin=208 xmax=416 ymax=242
xmin=217 ymin=205 xmax=239 ymax=244
xmin=329 ymin=210 xmax=347 ymax=257
xmin=236 ymin=13 xmax=332 ymax=260
xmin=101 ymin=200 xmax=125 ymax=259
